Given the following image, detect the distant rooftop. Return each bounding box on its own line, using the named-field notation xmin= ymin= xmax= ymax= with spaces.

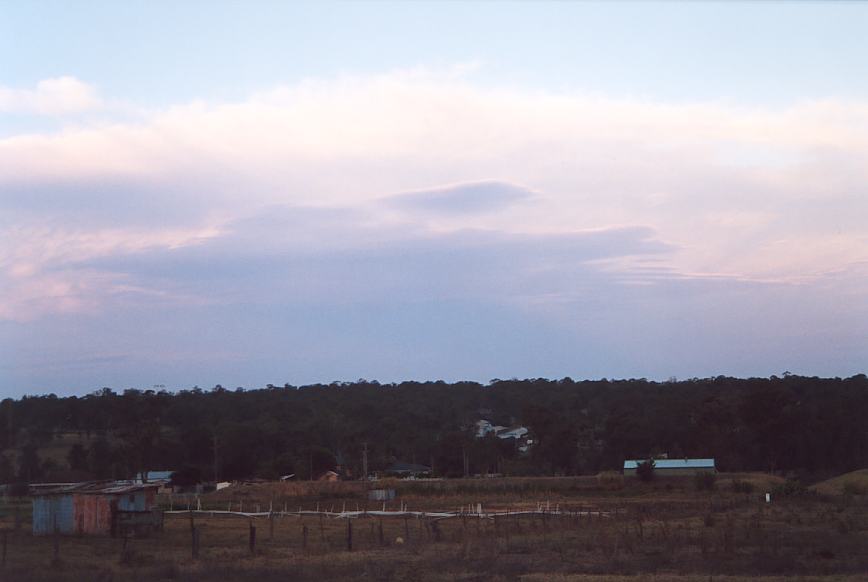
xmin=385 ymin=463 xmax=431 ymax=474
xmin=135 ymin=470 xmax=174 ymax=482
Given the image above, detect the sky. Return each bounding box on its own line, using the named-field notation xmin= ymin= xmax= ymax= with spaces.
xmin=2 ymin=1 xmax=868 ymax=396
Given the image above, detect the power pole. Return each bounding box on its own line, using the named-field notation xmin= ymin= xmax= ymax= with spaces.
xmin=212 ymin=432 xmax=220 ymax=483
xmin=362 ymin=442 xmax=369 ymax=481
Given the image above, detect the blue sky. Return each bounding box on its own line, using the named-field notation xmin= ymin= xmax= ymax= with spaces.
xmin=5 ymin=1 xmax=868 ymax=109
xmin=1 ymin=1 xmax=868 ymax=395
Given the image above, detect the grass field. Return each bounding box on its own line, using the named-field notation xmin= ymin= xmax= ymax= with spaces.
xmin=1 ymin=473 xmax=867 ymax=581
xmin=811 ymin=469 xmax=868 ymax=496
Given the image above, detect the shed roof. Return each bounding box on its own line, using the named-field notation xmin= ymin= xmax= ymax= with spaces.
xmin=497 ymin=427 xmax=529 ymax=439
xmin=385 ymin=462 xmax=431 ymax=473
xmin=623 ymin=458 xmax=715 ymax=470
xmin=31 ymin=480 xmax=161 ymax=496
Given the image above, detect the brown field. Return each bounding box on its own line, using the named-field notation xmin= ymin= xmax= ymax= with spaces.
xmin=1 ymin=473 xmax=867 ymax=581
xmin=811 ymin=469 xmax=868 ymax=496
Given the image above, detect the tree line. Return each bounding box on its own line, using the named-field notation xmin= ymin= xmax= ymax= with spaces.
xmin=1 ymin=374 xmax=866 ymax=485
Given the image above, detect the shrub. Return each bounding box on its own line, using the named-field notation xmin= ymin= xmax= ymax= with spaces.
xmin=842 ymin=481 xmax=867 ymax=496
xmin=636 ymin=459 xmax=655 ymax=482
xmin=694 ymin=472 xmax=717 ymax=491
xmin=597 ymin=471 xmax=625 ymax=490
xmin=772 ymin=478 xmax=811 ymax=497
xmin=6 ymin=482 xmax=29 ymax=497
xmin=731 ymin=479 xmax=755 ymax=494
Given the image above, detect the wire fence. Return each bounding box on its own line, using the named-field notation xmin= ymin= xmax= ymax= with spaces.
xmin=164 ymin=503 xmax=613 ymax=521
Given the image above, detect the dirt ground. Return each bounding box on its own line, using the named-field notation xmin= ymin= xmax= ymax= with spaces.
xmin=1 ymin=474 xmax=867 ymax=581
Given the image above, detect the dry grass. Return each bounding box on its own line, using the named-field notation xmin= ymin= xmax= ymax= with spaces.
xmin=811 ymin=469 xmax=868 ymax=496
xmin=2 ymin=474 xmax=868 ymax=581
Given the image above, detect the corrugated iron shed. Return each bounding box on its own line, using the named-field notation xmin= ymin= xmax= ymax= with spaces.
xmin=32 ymin=481 xmax=160 ymax=536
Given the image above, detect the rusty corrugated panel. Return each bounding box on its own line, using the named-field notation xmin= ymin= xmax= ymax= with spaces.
xmin=73 ymin=494 xmax=114 ymax=535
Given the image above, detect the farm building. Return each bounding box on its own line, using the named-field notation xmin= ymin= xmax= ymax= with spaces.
xmin=384 ymin=463 xmax=432 ymax=478
xmin=134 ymin=470 xmax=175 ymax=493
xmin=134 ymin=470 xmax=174 ymax=484
xmin=623 ymin=458 xmax=716 ymax=477
xmin=32 ymin=481 xmax=161 ymax=536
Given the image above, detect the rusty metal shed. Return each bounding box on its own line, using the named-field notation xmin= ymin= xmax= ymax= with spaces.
xmin=32 ymin=481 xmax=161 ymax=536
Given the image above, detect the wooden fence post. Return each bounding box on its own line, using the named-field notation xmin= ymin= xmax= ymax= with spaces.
xmin=192 ymin=527 xmax=200 ymax=560
xmin=188 ymin=509 xmax=198 ymax=560
xmin=249 ymin=522 xmax=256 ymax=555
xmin=346 ymin=520 xmax=353 ymax=552
xmin=302 ymin=525 xmax=308 ymax=552
xmin=378 ymin=520 xmax=384 ymax=546
xmin=120 ymin=532 xmax=133 ymax=565
xmin=269 ymin=512 xmax=274 ymax=541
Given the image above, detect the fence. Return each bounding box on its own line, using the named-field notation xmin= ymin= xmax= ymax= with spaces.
xmin=164 ymin=502 xmax=612 ymax=521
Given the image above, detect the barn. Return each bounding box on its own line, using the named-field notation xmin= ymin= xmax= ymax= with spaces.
xmin=623 ymin=458 xmax=716 ymax=477
xmin=32 ymin=481 xmax=161 ymax=536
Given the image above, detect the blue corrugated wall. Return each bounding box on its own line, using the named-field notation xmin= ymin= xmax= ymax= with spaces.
xmin=116 ymin=491 xmax=147 ymax=511
xmin=32 ymin=495 xmax=75 ymax=535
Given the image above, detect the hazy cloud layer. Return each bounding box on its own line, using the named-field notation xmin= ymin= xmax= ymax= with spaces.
xmin=2 ymin=68 xmax=867 ymax=392
xmin=0 ymin=77 xmax=102 ymax=115
xmin=385 ymin=181 xmax=535 ymax=215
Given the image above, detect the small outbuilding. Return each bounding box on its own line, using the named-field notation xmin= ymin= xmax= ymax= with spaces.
xmin=32 ymin=481 xmax=162 ymax=536
xmin=623 ymin=458 xmax=716 ymax=477
xmin=368 ymin=488 xmax=397 ymax=501
xmin=384 ymin=463 xmax=432 ymax=479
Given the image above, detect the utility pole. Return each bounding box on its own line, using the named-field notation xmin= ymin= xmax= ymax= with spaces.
xmin=362 ymin=442 xmax=369 ymax=481
xmin=212 ymin=432 xmax=220 ymax=483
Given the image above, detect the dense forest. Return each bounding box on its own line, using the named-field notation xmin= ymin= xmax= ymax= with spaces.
xmin=1 ymin=374 xmax=867 ymax=485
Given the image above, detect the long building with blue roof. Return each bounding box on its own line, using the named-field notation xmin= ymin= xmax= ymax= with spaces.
xmin=623 ymin=458 xmax=716 ymax=477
